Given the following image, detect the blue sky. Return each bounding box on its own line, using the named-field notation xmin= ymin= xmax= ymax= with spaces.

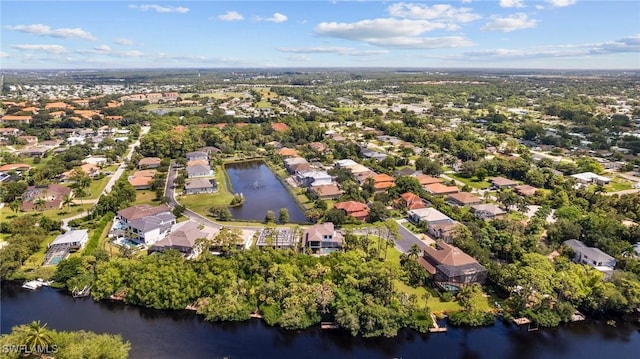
xmin=1 ymin=1 xmax=639 ymax=69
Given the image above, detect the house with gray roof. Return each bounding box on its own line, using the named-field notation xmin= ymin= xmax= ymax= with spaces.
xmin=184 ymin=178 xmax=217 ymax=194
xmin=303 ymin=222 xmax=343 ymax=255
xmin=186 ymin=164 xmax=214 ymax=178
xmin=564 ymin=239 xmax=616 ymax=278
xmin=128 ymin=212 xmax=176 ymax=245
xmin=470 ymin=204 xmax=507 ymax=220
xmin=186 ymin=151 xmax=208 ymax=161
xmin=408 ymin=207 xmax=453 ymax=227
xmin=149 ymin=221 xmax=219 ymax=259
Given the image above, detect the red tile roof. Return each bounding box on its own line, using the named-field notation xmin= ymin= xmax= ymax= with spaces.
xmin=271 ymin=122 xmax=289 ymax=132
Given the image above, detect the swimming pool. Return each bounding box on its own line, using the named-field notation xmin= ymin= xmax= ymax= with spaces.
xmin=50 ymin=255 xmax=64 ymax=265
xmin=114 ymin=238 xmax=143 ymax=248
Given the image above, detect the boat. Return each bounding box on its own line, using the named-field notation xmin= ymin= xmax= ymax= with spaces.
xmin=22 ymin=279 xmax=51 ymax=290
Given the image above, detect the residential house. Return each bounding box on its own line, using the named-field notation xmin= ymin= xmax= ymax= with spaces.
xmin=0 ymin=115 xmax=32 ymax=125
xmin=427 ymin=222 xmax=464 ymax=244
xmin=490 ymin=176 xmax=518 ymax=189
xmin=571 ymin=172 xmax=611 ymax=185
xmin=303 ymin=222 xmax=344 ymax=255
xmin=515 ymin=184 xmax=538 ymax=197
xmin=408 ymin=207 xmax=453 ymax=227
xmin=271 ymin=122 xmax=289 ymax=132
xmin=49 ymin=229 xmax=89 ymax=251
xmin=185 ymin=151 xmax=208 ymax=162
xmin=447 ymin=192 xmax=482 ymax=206
xmin=186 ymin=159 xmax=209 ymax=167
xmin=418 ymin=242 xmax=487 ymax=291
xmin=372 ymin=173 xmax=396 ymax=192
xmin=414 ymin=174 xmax=443 ymax=187
xmin=309 ymin=142 xmax=329 ymax=154
xmin=149 ymin=221 xmax=218 ymax=259
xmin=199 ymin=146 xmax=221 ymax=155
xmin=297 ymin=170 xmax=333 ymax=187
xmin=308 ymin=184 xmax=343 ymax=200
xmin=278 ymin=147 xmax=299 ymax=157
xmin=0 ymin=163 xmax=31 ymax=172
xmin=394 ymin=167 xmax=421 ymax=177
xmin=82 ymin=156 xmax=108 ymax=166
xmin=128 ymin=170 xmax=156 ymax=190
xmin=21 ymin=184 xmax=72 ymax=211
xmin=564 ymin=239 xmax=617 ymax=278
xmin=0 ymin=127 xmax=20 ymax=138
xmin=184 ymin=178 xmax=217 ymax=194
xmin=334 ymin=201 xmax=369 ymax=222
xmin=115 ymin=204 xmax=175 ymax=246
xmin=138 ymin=157 xmax=162 ymax=169
xmin=186 ymin=164 xmax=214 ymax=178
xmin=424 ymin=183 xmax=459 ymax=196
xmin=360 ymin=147 xmax=388 ymax=161
xmin=17 ymin=135 xmax=38 ymax=146
xmin=284 ymin=157 xmax=310 ymax=174
xmin=395 ymin=192 xmax=427 ymax=210
xmin=470 ymin=204 xmax=507 ymax=220
xmin=17 ymin=147 xmax=49 ymax=158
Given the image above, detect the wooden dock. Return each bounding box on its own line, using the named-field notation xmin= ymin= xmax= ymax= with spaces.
xmin=72 ymin=285 xmax=91 ymax=298
xmin=513 ymin=317 xmax=532 ymax=325
xmin=429 ymin=313 xmax=448 ymax=333
xmin=250 ymin=313 xmax=263 ymax=319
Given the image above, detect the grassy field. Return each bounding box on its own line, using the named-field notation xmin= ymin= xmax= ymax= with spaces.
xmin=0 ymin=203 xmax=93 ymax=223
xmin=176 ymin=167 xmax=234 ymax=218
xmin=84 ymin=176 xmax=111 ymax=199
xmin=607 ymin=177 xmax=634 ymax=192
xmin=132 ymin=190 xmax=161 ymax=206
xmin=255 ymin=101 xmax=272 ymax=109
xmin=447 ymin=173 xmax=491 ymax=189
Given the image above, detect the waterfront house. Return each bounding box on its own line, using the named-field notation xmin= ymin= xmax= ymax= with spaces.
xmin=297 ymin=170 xmax=333 ymax=187
xmin=186 ymin=151 xmax=208 ymax=162
xmin=418 ymin=241 xmax=487 ymax=291
xmin=186 ymin=164 xmax=214 ymax=178
xmin=127 ymin=211 xmax=176 ymax=245
xmin=184 ymin=178 xmax=217 ymax=194
xmin=303 ymin=222 xmax=343 ymax=255
xmin=563 ymin=239 xmax=616 ymax=278
xmin=149 ymin=221 xmax=218 ymax=259
xmin=284 ymin=157 xmax=309 ymax=174
xmin=308 ymin=184 xmax=343 ymax=200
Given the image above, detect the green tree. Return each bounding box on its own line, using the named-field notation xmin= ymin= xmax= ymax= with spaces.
xmin=265 ymin=210 xmax=276 ymax=223
xmin=278 ymin=208 xmax=289 ymax=224
xmin=24 ymin=320 xmax=53 ymax=354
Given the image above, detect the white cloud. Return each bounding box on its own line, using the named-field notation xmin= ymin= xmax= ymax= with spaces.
xmin=4 ymin=24 xmax=96 ymax=41
xmin=128 ymin=4 xmax=189 ymax=14
xmin=218 ymin=11 xmax=244 ymax=21
xmin=278 ymin=46 xmax=388 ymax=56
xmin=284 ymin=55 xmax=311 ymax=62
xmin=11 ymin=44 xmax=66 ymax=54
xmin=499 ymin=0 xmax=525 ymax=8
xmin=0 ymin=52 xmax=9 ymax=58
xmin=588 ymin=34 xmax=640 ymax=54
xmin=461 ymin=0 xmax=473 ymax=3
xmin=118 ymin=50 xmax=145 ymax=58
xmin=265 ymin=13 xmax=288 ymax=23
xmin=546 ymin=0 xmax=576 ymax=7
xmin=386 ymin=3 xmax=480 ymax=23
xmin=366 ymin=36 xmax=473 ymax=49
xmin=94 ymin=45 xmax=112 ymax=53
xmin=115 ymin=38 xmax=135 ymax=46
xmin=316 ymin=18 xmax=447 ymax=40
xmin=481 ymin=13 xmax=537 ymax=32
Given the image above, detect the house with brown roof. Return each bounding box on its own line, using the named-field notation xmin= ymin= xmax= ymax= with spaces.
xmin=427 ymin=221 xmax=464 ymax=244
xmin=128 ymin=170 xmax=156 ymax=190
xmin=308 ymin=183 xmax=343 ymax=200
xmin=418 ymin=242 xmax=487 ymax=291
xmin=74 ymin=110 xmax=102 ymax=119
xmin=278 ymin=147 xmax=299 ymax=157
xmin=490 ymin=176 xmax=518 ymax=189
xmin=271 ymin=122 xmax=289 ymax=132
xmin=303 ymin=222 xmax=344 ymax=255
xmin=414 ymin=174 xmax=443 ymax=187
xmin=334 ymin=201 xmax=369 ymax=222
xmin=308 ymin=142 xmax=329 ymax=153
xmin=116 ymin=204 xmax=171 ymax=223
xmin=515 ymin=184 xmax=538 ymax=197
xmin=395 ymin=192 xmax=427 ymax=210
xmin=424 ymin=183 xmax=459 ymax=196
xmin=0 ymin=163 xmax=31 ymax=172
xmin=447 ymin=192 xmax=482 ymax=206
xmin=21 ymin=184 xmax=72 ymax=211
xmin=45 ymin=102 xmax=71 ymax=110
xmin=0 ymin=127 xmax=20 ymax=137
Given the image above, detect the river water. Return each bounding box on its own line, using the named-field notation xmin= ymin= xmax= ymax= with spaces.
xmin=2 ymin=282 xmax=639 ymax=359
xmin=225 ymin=161 xmax=307 ymax=223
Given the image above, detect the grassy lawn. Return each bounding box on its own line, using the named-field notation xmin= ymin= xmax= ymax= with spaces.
xmin=0 ymin=204 xmax=93 ymax=223
xmin=14 ymin=233 xmax=58 ymax=280
xmin=81 ymin=175 xmax=111 ymax=199
xmin=255 ymin=101 xmax=272 ymax=108
xmin=132 ymin=190 xmax=160 ymax=206
xmin=607 ymin=177 xmax=633 ymax=192
xmin=448 ymin=173 xmax=491 ymax=189
xmin=176 ymin=167 xmax=234 ymax=218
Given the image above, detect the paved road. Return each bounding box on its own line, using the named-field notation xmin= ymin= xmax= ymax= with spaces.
xmin=62 ymin=126 xmax=150 ymax=230
xmin=394 ymin=219 xmax=431 ymax=253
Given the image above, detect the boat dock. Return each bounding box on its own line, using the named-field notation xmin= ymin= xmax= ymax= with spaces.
xmin=429 ymin=313 xmax=448 ymax=333
xmin=22 ymin=279 xmax=52 ymax=290
xmin=321 ymin=322 xmax=340 ymax=329
xmin=72 ymin=285 xmax=91 ymax=298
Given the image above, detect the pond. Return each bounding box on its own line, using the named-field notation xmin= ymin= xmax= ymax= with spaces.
xmin=225 ymin=161 xmax=307 ymax=223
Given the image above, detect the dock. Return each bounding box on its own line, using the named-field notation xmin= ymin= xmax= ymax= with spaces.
xmin=22 ymin=279 xmax=52 ymax=290
xmin=513 ymin=317 xmax=531 ymax=325
xmin=571 ymin=311 xmax=586 ymax=322
xmin=250 ymin=313 xmax=264 ymax=319
xmin=429 ymin=313 xmax=448 ymax=333
xmin=72 ymin=285 xmax=91 ymax=298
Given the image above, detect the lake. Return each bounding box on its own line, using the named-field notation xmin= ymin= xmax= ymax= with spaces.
xmin=2 ymin=282 xmax=640 ymax=359
xmin=224 ymin=161 xmax=307 ymax=223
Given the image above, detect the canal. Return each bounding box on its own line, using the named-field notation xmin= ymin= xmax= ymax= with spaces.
xmin=224 ymin=161 xmax=307 ymax=223
xmin=2 ymin=282 xmax=640 ymax=359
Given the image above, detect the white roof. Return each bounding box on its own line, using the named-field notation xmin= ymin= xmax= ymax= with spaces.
xmin=299 ymin=170 xmax=331 ymax=179
xmin=51 ymin=229 xmax=89 ymax=245
xmin=336 ymin=159 xmax=358 ymax=167
xmin=571 ymin=172 xmax=611 ymax=182
xmin=409 ymin=208 xmax=451 ymax=223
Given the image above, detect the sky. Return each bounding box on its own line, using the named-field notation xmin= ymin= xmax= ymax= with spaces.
xmin=1 ymin=0 xmax=639 ymax=70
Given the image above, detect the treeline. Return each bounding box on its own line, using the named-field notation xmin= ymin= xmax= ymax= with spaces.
xmin=75 ymin=249 xmax=432 ymax=337
xmin=0 ymin=216 xmax=59 ymax=279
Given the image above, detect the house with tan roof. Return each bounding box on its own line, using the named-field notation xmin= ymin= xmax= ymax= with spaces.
xmin=490 ymin=176 xmax=518 ymax=189
xmin=303 ymin=222 xmax=343 ymax=255
xmin=470 ymin=204 xmax=507 ymax=220
xmin=424 ymin=183 xmax=459 ymax=196
xmin=184 ymin=178 xmax=217 ymax=194
xmin=278 ymin=147 xmax=299 ymax=157
xmin=414 ymin=174 xmax=443 ymax=187
xmin=0 ymin=115 xmax=32 ymax=125
xmin=128 ymin=170 xmax=156 ymax=190
xmin=515 ymin=184 xmax=538 ymax=197
xmin=21 ymin=184 xmax=72 ymax=211
xmin=138 ymin=157 xmax=162 ymax=169
xmin=372 ymin=173 xmax=396 ymax=192
xmin=408 ymin=207 xmax=453 ymax=227
xmin=17 ymin=136 xmax=38 ymax=146
xmin=418 ymin=242 xmax=487 ymax=291
xmin=45 ymin=102 xmax=71 ymax=110
xmin=0 ymin=128 xmax=19 ymax=136
xmin=447 ymin=192 xmax=482 ymax=206
xmin=0 ymin=163 xmax=31 ymax=172
xmin=149 ymin=221 xmax=219 ymax=259
xmin=334 ymin=201 xmax=369 ymax=222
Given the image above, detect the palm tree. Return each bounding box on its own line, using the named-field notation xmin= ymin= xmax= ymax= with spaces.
xmin=62 ymin=194 xmax=74 ymax=212
xmin=33 ymin=197 xmax=46 ymax=212
xmin=24 ymin=320 xmax=53 ymax=354
xmin=409 ymin=243 xmax=421 ymax=260
xmin=9 ymin=199 xmax=21 ymax=213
